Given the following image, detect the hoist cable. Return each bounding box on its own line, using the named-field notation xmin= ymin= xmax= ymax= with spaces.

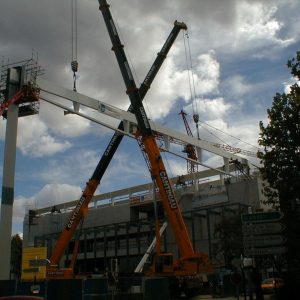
xmin=186 ymin=31 xmax=199 ymax=116
xmin=182 ymin=31 xmax=195 ymax=113
xmin=71 ymin=0 xmax=78 ymax=61
xmin=71 ymin=0 xmax=78 ymax=91
xmin=198 ymin=119 xmax=261 ymax=152
xmin=71 ymin=0 xmax=74 ymax=60
xmin=182 ymin=32 xmax=258 ymax=153
xmin=75 ymin=0 xmax=78 ymax=60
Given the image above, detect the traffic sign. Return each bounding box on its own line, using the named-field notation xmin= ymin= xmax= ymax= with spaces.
xmin=29 ymin=259 xmax=49 ymax=267
xmin=243 ymin=235 xmax=286 ymax=248
xmin=241 ymin=211 xmax=283 ymax=223
xmin=244 ymin=246 xmax=286 ymax=256
xmin=22 ymin=267 xmax=39 ymax=273
xmin=242 ymin=222 xmax=285 ymax=235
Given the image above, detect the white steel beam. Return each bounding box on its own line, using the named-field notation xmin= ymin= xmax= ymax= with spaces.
xmin=37 ymin=78 xmax=248 ymax=165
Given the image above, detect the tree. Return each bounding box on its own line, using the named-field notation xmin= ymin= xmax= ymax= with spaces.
xmin=258 ymin=51 xmax=300 ymax=298
xmin=10 ymin=234 xmax=22 ymax=279
xmin=258 ymin=52 xmax=300 ymax=209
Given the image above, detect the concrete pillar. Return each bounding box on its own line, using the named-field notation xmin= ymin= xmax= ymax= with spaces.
xmin=0 ymin=67 xmax=22 ymax=280
xmin=0 ymin=103 xmax=19 ymax=279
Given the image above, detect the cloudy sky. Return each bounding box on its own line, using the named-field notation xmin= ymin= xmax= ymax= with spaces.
xmin=0 ymin=0 xmax=299 ymax=235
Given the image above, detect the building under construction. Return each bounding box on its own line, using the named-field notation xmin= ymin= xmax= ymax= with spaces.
xmin=0 ymin=53 xmax=263 ymax=300
xmin=23 ymin=168 xmax=263 ymax=275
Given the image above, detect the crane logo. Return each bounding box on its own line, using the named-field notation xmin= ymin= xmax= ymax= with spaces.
xmin=144 ymin=65 xmax=156 ymax=86
xmin=139 ymin=107 xmax=151 ymax=129
xmin=66 ymin=195 xmax=85 ymax=230
xmin=159 ymin=171 xmax=177 ymax=209
xmin=104 ymin=134 xmax=119 ymax=156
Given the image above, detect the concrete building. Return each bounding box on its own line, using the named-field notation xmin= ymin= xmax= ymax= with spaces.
xmin=23 ymin=167 xmax=264 ymax=274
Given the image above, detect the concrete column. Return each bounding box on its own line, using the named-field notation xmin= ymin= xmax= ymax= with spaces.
xmin=0 ymin=103 xmax=19 ymax=280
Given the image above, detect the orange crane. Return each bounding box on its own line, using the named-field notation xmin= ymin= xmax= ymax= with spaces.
xmin=46 ymin=19 xmax=187 ymax=279
xmin=98 ymin=0 xmax=211 ymax=296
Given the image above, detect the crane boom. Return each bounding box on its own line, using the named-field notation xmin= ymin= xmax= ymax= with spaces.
xmin=98 ymin=0 xmax=211 ymax=277
xmin=47 ymin=18 xmax=187 ymax=275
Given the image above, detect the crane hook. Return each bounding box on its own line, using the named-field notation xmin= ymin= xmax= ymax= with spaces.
xmin=71 ymin=60 xmax=78 ymax=92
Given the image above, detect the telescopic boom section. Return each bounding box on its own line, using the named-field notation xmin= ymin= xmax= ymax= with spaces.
xmin=98 ymin=0 xmax=195 ymax=258
xmin=49 ymin=179 xmax=98 ymax=266
xmin=48 ymin=17 xmax=186 ymax=267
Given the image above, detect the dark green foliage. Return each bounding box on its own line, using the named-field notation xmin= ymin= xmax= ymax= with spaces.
xmin=11 ymin=234 xmax=22 ymax=279
xmin=258 ymin=52 xmax=300 ymax=298
xmin=258 ymin=51 xmax=300 ymax=210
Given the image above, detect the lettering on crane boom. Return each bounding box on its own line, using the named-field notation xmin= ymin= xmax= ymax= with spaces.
xmin=66 ymin=195 xmax=86 ymax=230
xmin=159 ymin=170 xmax=177 ymax=209
xmin=104 ymin=133 xmax=119 ymax=156
xmin=144 ymin=65 xmax=156 ymax=86
xmin=139 ymin=107 xmax=151 ymax=129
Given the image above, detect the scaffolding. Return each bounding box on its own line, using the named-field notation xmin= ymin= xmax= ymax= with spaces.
xmin=0 ymin=56 xmax=44 ymax=117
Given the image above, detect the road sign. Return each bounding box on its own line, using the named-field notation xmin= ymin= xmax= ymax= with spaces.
xmin=241 ymin=211 xmax=283 ymax=223
xmin=21 ymin=247 xmax=47 ymax=280
xmin=244 ymin=246 xmax=286 ymax=256
xmin=242 ymin=222 xmax=285 ymax=235
xmin=29 ymin=258 xmax=49 ymax=267
xmin=243 ymin=235 xmax=286 ymax=248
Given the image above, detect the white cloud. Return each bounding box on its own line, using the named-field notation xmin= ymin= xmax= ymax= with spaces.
xmin=38 ymin=101 xmax=92 ymax=138
xmin=12 ymin=183 xmax=82 ymax=224
xmin=195 ymin=98 xmax=231 ymax=121
xmin=234 ymin=1 xmax=294 ymax=54
xmin=185 ymin=0 xmax=295 ymax=58
xmin=17 ymin=116 xmax=72 ymax=157
xmin=39 ymin=149 xmax=101 ymax=185
xmin=202 ymin=154 xmax=224 ymax=170
xmin=34 ymin=183 xmax=82 ymax=208
xmin=144 ymin=58 xmax=191 ymax=119
xmin=195 ymin=51 xmax=220 ymax=95
xmin=224 ymin=75 xmax=252 ymax=97
xmin=11 ymin=196 xmax=34 ymax=225
xmin=142 ymin=50 xmax=220 ymax=120
xmin=283 ymin=77 xmax=299 ymax=94
xmin=164 ymin=156 xmax=187 ymax=178
xmin=103 ymin=151 xmax=150 ymax=184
